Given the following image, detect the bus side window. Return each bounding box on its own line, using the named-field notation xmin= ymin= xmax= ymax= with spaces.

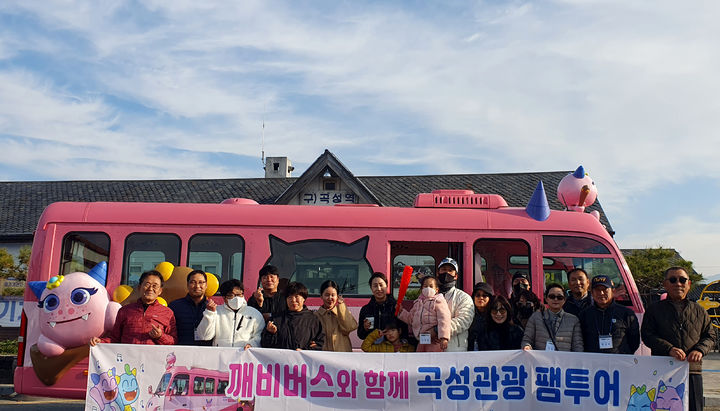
xmin=188 ymin=234 xmax=244 ymax=293
xmin=392 ymin=255 xmax=437 ymax=301
xmin=123 ymin=233 xmax=181 ymax=288
xmin=543 ymin=236 xmax=630 ymax=306
xmin=217 ymin=380 xmax=229 ymax=395
xmin=60 ymin=232 xmax=110 ymax=279
xmin=265 ymin=235 xmax=373 ymax=296
xmin=204 ymin=378 xmax=215 ymax=395
xmin=193 ymin=376 xmax=205 ymax=395
xmin=170 ymin=373 xmax=189 ymax=396
xmin=473 ymin=239 xmax=531 ymax=299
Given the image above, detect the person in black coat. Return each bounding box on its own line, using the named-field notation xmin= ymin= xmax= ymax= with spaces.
xmin=486 ymin=296 xmax=524 ymax=350
xmin=357 ymin=272 xmax=408 ymax=340
xmin=248 ymin=265 xmax=286 ymax=321
xmin=261 ymin=282 xmax=324 ymax=350
xmin=467 ymin=282 xmax=493 ymax=351
xmin=579 ymin=275 xmax=640 ymax=354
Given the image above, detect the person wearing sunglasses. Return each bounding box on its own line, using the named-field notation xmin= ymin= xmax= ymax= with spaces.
xmin=521 ymin=283 xmax=583 ymax=352
xmin=578 ymin=275 xmax=639 ymax=354
xmin=642 ymin=267 xmax=715 ymax=411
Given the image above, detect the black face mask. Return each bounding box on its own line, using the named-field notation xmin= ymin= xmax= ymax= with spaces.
xmin=517 ymin=303 xmax=534 ymax=318
xmin=438 ymin=273 xmax=456 ymax=292
xmin=513 ymin=283 xmax=529 ymax=295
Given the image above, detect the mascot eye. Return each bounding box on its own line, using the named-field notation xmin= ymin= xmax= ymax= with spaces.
xmin=71 ymin=288 xmax=92 ymax=305
xmin=43 ymin=294 xmax=60 ymax=312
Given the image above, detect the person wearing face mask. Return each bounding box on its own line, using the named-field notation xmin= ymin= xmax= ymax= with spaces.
xmin=436 ymin=258 xmax=474 ymax=352
xmin=513 ymin=289 xmax=541 ymax=329
xmin=315 ymin=280 xmax=358 ymax=352
xmin=510 ymin=272 xmax=531 ymax=302
xmin=398 ymin=276 xmax=451 ymax=352
xmin=195 ymin=279 xmax=265 ymax=349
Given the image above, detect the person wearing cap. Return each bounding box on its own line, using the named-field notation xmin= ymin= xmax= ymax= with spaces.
xmin=436 ymin=257 xmax=474 ymax=352
xmin=642 ymin=267 xmax=716 ymax=411
xmin=578 ymin=275 xmax=639 ymax=354
xmin=467 ymin=282 xmax=494 ymax=351
xmin=563 ymin=268 xmax=593 ymax=316
xmin=248 ymin=265 xmax=286 ymax=321
xmin=510 ymin=272 xmax=530 ymax=303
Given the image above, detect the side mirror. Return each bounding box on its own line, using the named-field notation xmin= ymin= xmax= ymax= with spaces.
xmin=147 ymin=386 xmax=153 ymax=394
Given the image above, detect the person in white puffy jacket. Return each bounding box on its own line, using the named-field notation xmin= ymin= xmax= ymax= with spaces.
xmin=437 ymin=258 xmax=475 ymax=352
xmin=196 ymin=279 xmax=265 ymax=349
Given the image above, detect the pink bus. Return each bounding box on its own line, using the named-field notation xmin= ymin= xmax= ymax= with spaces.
xmin=15 ymin=190 xmax=644 ymax=398
xmin=145 ymin=366 xmax=239 ymax=411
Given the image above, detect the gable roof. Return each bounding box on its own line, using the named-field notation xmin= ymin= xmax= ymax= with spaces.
xmin=274 ymin=149 xmax=381 ymax=205
xmin=0 ymin=153 xmax=614 ymax=240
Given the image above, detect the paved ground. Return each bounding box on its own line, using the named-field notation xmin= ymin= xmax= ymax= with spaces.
xmin=1 ymin=354 xmax=719 ymax=409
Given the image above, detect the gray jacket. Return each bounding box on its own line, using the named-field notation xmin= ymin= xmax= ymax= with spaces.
xmin=521 ymin=309 xmax=584 ymax=352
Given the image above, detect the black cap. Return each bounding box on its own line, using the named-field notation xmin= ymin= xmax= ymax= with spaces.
xmin=473 ymin=282 xmax=494 ymax=296
xmin=512 ymin=272 xmax=529 ymax=282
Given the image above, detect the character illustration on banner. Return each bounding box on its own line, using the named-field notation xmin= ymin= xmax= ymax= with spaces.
xmin=115 ymin=364 xmax=139 ymax=411
xmin=89 ymin=367 xmax=119 ymax=411
xmin=626 ymin=384 xmax=655 ymax=411
xmin=27 ymin=262 xmax=121 ymax=385
xmin=654 ymin=379 xmax=684 ymax=411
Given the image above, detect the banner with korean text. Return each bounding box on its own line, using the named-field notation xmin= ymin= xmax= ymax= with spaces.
xmin=87 ymin=344 xmax=687 ymax=411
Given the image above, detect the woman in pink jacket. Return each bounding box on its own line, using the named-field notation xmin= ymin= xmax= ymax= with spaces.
xmin=398 ymin=276 xmax=451 ymax=352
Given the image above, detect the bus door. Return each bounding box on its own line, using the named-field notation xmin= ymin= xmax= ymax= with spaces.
xmin=472 ymin=238 xmax=533 ymax=300
xmin=390 ymin=241 xmax=463 ymax=301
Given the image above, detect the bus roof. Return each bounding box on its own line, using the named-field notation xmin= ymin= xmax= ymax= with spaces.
xmin=37 ymin=201 xmax=613 ymax=239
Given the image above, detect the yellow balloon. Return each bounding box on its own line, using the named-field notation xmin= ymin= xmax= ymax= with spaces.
xmin=205 ymin=273 xmax=219 ymax=297
xmin=155 ymin=262 xmax=174 ymax=281
xmin=156 ymin=296 xmax=168 ymax=307
xmin=112 ymin=285 xmax=133 ymax=303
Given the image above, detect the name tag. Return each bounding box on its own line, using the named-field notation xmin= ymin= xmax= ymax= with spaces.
xmin=420 ymin=333 xmax=432 ymax=345
xmin=545 ymin=341 xmax=556 ymax=351
xmin=599 ymin=335 xmax=613 ymax=349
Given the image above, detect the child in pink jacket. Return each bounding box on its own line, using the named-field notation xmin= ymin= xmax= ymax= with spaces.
xmin=398 ymin=276 xmax=451 ymax=352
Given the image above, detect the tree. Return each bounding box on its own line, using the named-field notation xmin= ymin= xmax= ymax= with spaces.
xmin=624 ymin=247 xmax=700 ymax=298
xmin=0 ymin=246 xmax=31 ymax=280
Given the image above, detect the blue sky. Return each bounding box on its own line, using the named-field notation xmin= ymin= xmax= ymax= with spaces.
xmin=1 ymin=1 xmax=720 ymax=276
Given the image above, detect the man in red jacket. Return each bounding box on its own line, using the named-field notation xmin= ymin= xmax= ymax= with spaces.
xmin=90 ymin=270 xmax=177 ymax=345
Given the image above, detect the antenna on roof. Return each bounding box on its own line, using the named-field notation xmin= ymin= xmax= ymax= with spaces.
xmin=261 ymin=105 xmax=266 ymax=168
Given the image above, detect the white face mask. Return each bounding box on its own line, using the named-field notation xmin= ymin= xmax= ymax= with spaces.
xmin=227 ymin=296 xmax=246 ymax=310
xmin=421 ymin=287 xmax=437 ymax=298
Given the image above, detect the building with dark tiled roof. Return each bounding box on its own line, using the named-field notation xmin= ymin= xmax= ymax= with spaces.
xmin=0 ymin=149 xmax=614 ymax=254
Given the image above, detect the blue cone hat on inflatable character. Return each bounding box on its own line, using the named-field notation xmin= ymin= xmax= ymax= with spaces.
xmin=526 ymin=181 xmax=551 ymax=222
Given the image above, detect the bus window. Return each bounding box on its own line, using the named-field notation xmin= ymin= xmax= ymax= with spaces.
xmin=217 ymin=380 xmax=229 ymax=395
xmin=473 ymin=239 xmax=531 ymax=299
xmin=155 ymin=372 xmax=171 ymax=395
xmin=170 ymin=374 xmax=189 ymax=396
xmin=204 ymin=378 xmax=215 ymax=395
xmin=188 ymin=234 xmax=244 ymax=290
xmin=391 ymin=255 xmax=436 ymax=301
xmin=193 ymin=376 xmax=205 ymax=394
xmin=123 ymin=233 xmax=181 ymax=287
xmin=59 ymin=232 xmax=110 ymax=279
xmin=543 ymin=236 xmax=610 ymax=254
xmin=266 ymin=236 xmax=373 ymax=296
xmin=390 ymin=242 xmax=463 ymax=297
xmin=543 ymin=257 xmax=629 ymax=305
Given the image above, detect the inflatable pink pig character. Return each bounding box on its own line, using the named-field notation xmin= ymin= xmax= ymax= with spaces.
xmin=557 ymin=165 xmax=599 ymax=217
xmin=29 ymin=262 xmax=121 ymax=357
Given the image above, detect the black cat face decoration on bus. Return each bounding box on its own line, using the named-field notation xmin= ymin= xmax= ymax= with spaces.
xmin=264 ymin=235 xmax=374 ymax=296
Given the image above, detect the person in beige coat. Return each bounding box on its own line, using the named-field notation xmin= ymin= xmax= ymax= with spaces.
xmin=315 ymin=280 xmax=358 ymax=352
xmin=521 ymin=283 xmax=583 ymax=352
